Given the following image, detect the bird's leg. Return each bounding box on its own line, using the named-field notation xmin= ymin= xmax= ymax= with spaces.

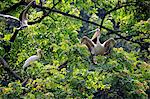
xmin=90 ymin=54 xmax=97 ymax=64
xmin=91 ymin=48 xmax=95 ymax=55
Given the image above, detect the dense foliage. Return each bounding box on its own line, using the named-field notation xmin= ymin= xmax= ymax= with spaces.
xmin=0 ymin=0 xmax=150 ymax=98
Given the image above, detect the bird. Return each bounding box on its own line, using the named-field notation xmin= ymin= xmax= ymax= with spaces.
xmin=0 ymin=0 xmax=34 ymax=30
xmin=23 ymin=49 xmax=43 ymax=70
xmin=81 ymin=28 xmax=116 ymax=64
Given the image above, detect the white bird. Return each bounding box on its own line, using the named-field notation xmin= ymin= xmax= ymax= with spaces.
xmin=23 ymin=49 xmax=43 ymax=70
xmin=0 ymin=0 xmax=34 ymax=30
xmin=81 ymin=28 xmax=116 ymax=64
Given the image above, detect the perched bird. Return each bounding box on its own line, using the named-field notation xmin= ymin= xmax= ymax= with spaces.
xmin=0 ymin=0 xmax=34 ymax=30
xmin=23 ymin=49 xmax=43 ymax=70
xmin=81 ymin=28 xmax=115 ymax=64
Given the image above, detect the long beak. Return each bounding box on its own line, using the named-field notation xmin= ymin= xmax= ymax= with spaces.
xmin=87 ymin=28 xmax=98 ymax=34
xmin=91 ymin=30 xmax=100 ymax=40
xmin=89 ymin=28 xmax=100 ymax=35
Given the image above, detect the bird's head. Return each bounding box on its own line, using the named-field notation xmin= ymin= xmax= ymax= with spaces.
xmin=95 ymin=28 xmax=101 ymax=36
xmin=91 ymin=28 xmax=100 ymax=39
xmin=91 ymin=28 xmax=101 ymax=44
xmin=37 ymin=49 xmax=44 ymax=57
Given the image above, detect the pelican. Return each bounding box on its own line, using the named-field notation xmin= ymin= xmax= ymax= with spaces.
xmin=0 ymin=0 xmax=34 ymax=30
xmin=81 ymin=28 xmax=115 ymax=64
xmin=23 ymin=49 xmax=43 ymax=70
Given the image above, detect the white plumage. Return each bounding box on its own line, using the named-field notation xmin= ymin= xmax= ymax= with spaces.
xmin=23 ymin=49 xmax=43 ymax=70
xmin=81 ymin=28 xmax=115 ymax=64
xmin=81 ymin=28 xmax=115 ymax=55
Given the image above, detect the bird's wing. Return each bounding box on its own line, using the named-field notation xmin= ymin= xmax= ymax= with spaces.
xmin=23 ymin=55 xmax=39 ymax=69
xmin=0 ymin=14 xmax=20 ymax=21
xmin=103 ymin=38 xmax=115 ymax=47
xmin=103 ymin=38 xmax=115 ymax=54
xmin=19 ymin=0 xmax=34 ymax=21
xmin=81 ymin=36 xmax=95 ymax=52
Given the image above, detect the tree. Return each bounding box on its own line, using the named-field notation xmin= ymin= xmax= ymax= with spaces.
xmin=0 ymin=0 xmax=150 ymax=98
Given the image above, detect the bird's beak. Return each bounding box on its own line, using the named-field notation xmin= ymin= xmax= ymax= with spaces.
xmin=91 ymin=30 xmax=100 ymax=40
xmin=95 ymin=31 xmax=100 ymax=36
xmin=88 ymin=28 xmax=98 ymax=34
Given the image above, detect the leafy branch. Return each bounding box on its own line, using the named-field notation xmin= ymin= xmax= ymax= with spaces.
xmin=28 ymin=0 xmax=62 ymax=25
xmin=0 ymin=56 xmax=23 ymax=81
xmin=100 ymin=2 xmax=138 ymax=30
xmin=0 ymin=1 xmax=24 ymax=14
xmin=28 ymin=4 xmax=120 ymax=33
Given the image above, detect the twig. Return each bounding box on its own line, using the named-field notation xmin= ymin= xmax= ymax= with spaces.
xmin=29 ymin=0 xmax=61 ymax=25
xmin=28 ymin=4 xmax=120 ymax=33
xmin=22 ymin=77 xmax=29 ymax=87
xmin=58 ymin=60 xmax=68 ymax=71
xmin=100 ymin=2 xmax=137 ymax=31
xmin=0 ymin=1 xmax=23 ymax=14
xmin=8 ymin=0 xmax=61 ymax=43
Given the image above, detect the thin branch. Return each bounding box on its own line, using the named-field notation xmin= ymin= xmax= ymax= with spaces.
xmin=22 ymin=77 xmax=29 ymax=87
xmin=8 ymin=0 xmax=61 ymax=43
xmin=29 ymin=4 xmax=120 ymax=33
xmin=29 ymin=0 xmax=61 ymax=25
xmin=100 ymin=2 xmax=137 ymax=30
xmin=0 ymin=56 xmax=23 ymax=81
xmin=1 ymin=1 xmax=121 ymax=33
xmin=115 ymin=32 xmax=140 ymax=44
xmin=2 ymin=1 xmax=147 ymax=52
xmin=58 ymin=60 xmax=68 ymax=71
xmin=0 ymin=1 xmax=23 ymax=14
xmin=9 ymin=29 xmax=19 ymax=42
xmin=112 ymin=32 xmax=149 ymax=52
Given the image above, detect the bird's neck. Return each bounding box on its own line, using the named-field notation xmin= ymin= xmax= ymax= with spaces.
xmin=37 ymin=53 xmax=41 ymax=58
xmin=96 ymin=35 xmax=101 ymax=44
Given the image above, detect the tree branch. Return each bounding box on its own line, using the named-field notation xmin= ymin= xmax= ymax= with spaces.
xmin=7 ymin=0 xmax=61 ymax=44
xmin=0 ymin=56 xmax=23 ymax=81
xmin=9 ymin=29 xmax=19 ymax=42
xmin=58 ymin=60 xmax=68 ymax=71
xmin=1 ymin=1 xmax=121 ymax=33
xmin=2 ymin=1 xmax=148 ymax=52
xmin=100 ymin=2 xmax=137 ymax=30
xmin=29 ymin=0 xmax=61 ymax=25
xmin=28 ymin=4 xmax=120 ymax=33
xmin=0 ymin=1 xmax=23 ymax=14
